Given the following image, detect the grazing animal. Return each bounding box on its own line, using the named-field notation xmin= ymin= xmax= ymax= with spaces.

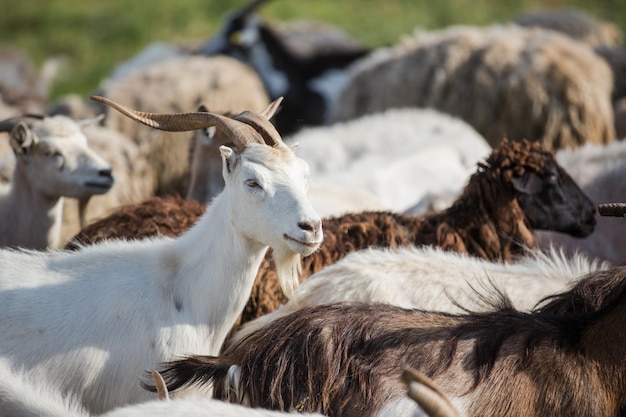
xmin=201 ymin=0 xmax=369 ymax=135
xmin=154 ymin=264 xmax=626 ymax=417
xmin=229 ymin=245 xmax=609 ymax=347
xmin=332 ymin=24 xmax=615 ymax=150
xmin=0 ymin=96 xmax=322 ymax=414
xmin=0 ymin=115 xmax=114 ymax=249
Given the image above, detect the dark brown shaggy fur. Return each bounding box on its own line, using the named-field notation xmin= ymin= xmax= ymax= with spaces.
xmin=154 ymin=265 xmax=626 ymax=417
xmin=65 ymin=196 xmax=205 ymax=250
xmin=65 ymin=140 xmax=586 ymax=327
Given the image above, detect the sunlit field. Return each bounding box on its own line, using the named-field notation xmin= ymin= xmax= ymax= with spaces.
xmin=2 ymin=0 xmax=625 ymax=100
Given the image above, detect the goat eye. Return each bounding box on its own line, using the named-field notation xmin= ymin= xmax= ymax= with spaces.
xmin=246 ymin=179 xmax=262 ymax=190
xmin=47 ymin=151 xmax=64 ymax=170
xmin=547 ymin=174 xmax=558 ymax=184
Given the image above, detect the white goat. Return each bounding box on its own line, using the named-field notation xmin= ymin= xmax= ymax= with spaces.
xmin=0 ymin=96 xmax=322 ymax=414
xmin=0 ymin=115 xmax=114 ymax=249
xmin=230 ymin=245 xmax=609 ymax=346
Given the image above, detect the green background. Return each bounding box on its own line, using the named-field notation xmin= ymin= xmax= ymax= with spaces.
xmin=2 ymin=0 xmax=624 ymax=101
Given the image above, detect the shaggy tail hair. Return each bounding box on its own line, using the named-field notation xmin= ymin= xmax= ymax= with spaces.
xmin=142 ymin=355 xmax=235 ymax=398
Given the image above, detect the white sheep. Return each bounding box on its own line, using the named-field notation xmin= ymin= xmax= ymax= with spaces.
xmin=289 ymin=107 xmax=490 ymax=212
xmin=0 ymin=96 xmax=322 ymax=414
xmin=230 ymin=245 xmax=609 ymax=347
xmin=0 ymin=115 xmax=114 ymax=249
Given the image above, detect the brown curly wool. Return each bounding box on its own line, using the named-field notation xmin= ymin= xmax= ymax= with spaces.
xmin=65 ymin=196 xmax=205 ymax=250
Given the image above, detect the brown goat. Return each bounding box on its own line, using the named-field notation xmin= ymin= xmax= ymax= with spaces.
xmin=152 ymin=265 xmax=626 ymax=417
xmin=66 ymin=140 xmax=596 ymax=325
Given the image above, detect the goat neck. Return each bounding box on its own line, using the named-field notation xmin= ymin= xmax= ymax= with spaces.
xmin=0 ymin=164 xmax=63 ymax=249
xmin=169 ymin=193 xmax=269 ymax=347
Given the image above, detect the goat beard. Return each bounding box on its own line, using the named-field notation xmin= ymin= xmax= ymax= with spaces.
xmin=271 ymin=247 xmax=302 ymax=300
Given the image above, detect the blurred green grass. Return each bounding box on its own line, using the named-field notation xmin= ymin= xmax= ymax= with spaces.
xmin=2 ymin=0 xmax=625 ymax=101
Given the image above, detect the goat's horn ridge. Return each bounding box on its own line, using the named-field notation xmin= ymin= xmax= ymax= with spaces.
xmin=90 ymin=95 xmax=263 ymax=152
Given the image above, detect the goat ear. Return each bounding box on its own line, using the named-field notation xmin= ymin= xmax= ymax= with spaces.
xmin=260 ymin=97 xmax=283 ymax=120
xmin=511 ymin=172 xmax=543 ymax=195
xmin=220 ymin=145 xmax=239 ymax=176
xmin=77 ymin=113 xmax=105 ymax=128
xmin=9 ymin=121 xmax=36 ymax=156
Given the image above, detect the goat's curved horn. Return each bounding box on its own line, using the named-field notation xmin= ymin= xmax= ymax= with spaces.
xmin=401 ymin=368 xmax=460 ymax=417
xmin=151 ymin=370 xmax=170 ymax=401
xmin=90 ymin=96 xmax=262 ymax=152
xmin=0 ymin=118 xmax=22 ymax=133
xmin=598 ymin=203 xmax=626 ymax=218
xmin=0 ymin=115 xmax=44 ymax=133
xmin=234 ymin=97 xmax=284 ymax=147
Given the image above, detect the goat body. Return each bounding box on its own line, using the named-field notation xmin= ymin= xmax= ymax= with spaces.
xmin=0 ymin=101 xmax=322 ymax=414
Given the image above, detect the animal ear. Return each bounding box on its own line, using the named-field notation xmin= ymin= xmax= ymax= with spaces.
xmin=77 ymin=113 xmax=105 ymax=128
xmin=511 ymin=172 xmax=543 ymax=195
xmin=260 ymin=97 xmax=283 ymax=120
xmin=9 ymin=121 xmax=36 ymax=156
xmin=197 ymin=105 xmax=209 ymax=113
xmin=220 ymin=145 xmax=239 ymax=175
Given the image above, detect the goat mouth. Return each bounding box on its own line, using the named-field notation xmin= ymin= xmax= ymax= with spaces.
xmin=283 ymin=234 xmax=321 ymax=248
xmin=84 ymin=181 xmax=114 ymax=192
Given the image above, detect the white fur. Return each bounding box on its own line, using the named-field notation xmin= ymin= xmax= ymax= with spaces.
xmin=0 ymin=358 xmax=86 ymax=417
xmin=0 ymin=357 xmax=324 ymax=417
xmin=0 ymin=115 xmax=113 ymax=249
xmin=0 ymin=143 xmax=321 ymax=414
xmin=101 ymin=398 xmax=325 ymax=417
xmin=231 ymin=245 xmax=608 ymax=346
xmin=288 ymin=107 xmax=490 ymax=213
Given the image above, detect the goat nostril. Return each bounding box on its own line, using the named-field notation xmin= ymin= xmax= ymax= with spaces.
xmin=99 ymin=168 xmax=113 ymax=178
xmin=298 ymin=222 xmax=315 ymax=232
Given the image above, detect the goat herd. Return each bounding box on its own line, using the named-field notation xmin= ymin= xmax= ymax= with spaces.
xmin=1 ymin=1 xmax=626 ymax=416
